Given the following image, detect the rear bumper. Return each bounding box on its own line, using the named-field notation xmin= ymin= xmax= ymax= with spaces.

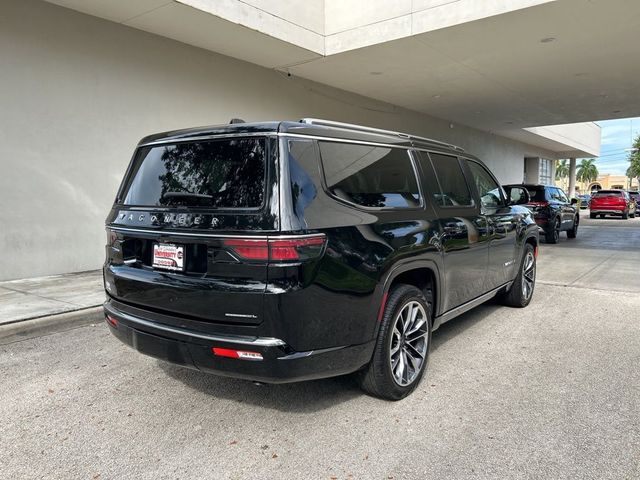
xmin=590 ymin=208 xmax=625 ymax=214
xmin=103 ymin=300 xmax=374 ymax=384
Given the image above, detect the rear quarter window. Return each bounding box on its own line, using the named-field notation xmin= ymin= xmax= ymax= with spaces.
xmin=318 ymin=141 xmax=421 ymax=209
xmin=120 ymin=138 xmax=266 ymax=209
xmin=526 ymin=188 xmax=547 ymax=202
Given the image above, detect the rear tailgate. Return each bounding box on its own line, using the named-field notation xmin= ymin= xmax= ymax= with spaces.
xmin=591 ymin=191 xmax=625 ymax=209
xmin=104 ymin=135 xmax=278 ymax=325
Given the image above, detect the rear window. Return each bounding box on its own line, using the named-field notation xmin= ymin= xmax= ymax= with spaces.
xmin=120 ymin=138 xmax=266 ymax=208
xmin=318 ymin=141 xmax=420 ymax=208
xmin=526 ymin=187 xmax=547 ymax=202
xmin=593 ymin=190 xmax=622 ymax=197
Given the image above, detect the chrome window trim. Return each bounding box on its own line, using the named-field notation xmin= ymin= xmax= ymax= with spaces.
xmin=107 ymin=225 xmax=323 ymax=240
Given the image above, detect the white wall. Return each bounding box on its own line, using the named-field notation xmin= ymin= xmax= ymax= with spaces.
xmin=0 ymin=0 xmax=556 ymax=281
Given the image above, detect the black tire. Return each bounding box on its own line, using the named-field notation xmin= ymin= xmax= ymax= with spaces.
xmin=567 ymin=216 xmax=579 ymax=238
xmin=600 ymin=214 xmax=605 ymax=219
xmin=358 ymin=284 xmax=432 ymax=401
xmin=499 ymin=243 xmax=536 ymax=308
xmin=545 ymin=217 xmax=560 ymax=244
xmin=622 ymin=211 xmax=629 ymax=220
xmin=590 ymin=213 xmax=596 ymax=219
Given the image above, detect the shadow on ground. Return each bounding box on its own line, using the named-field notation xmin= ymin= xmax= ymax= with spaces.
xmin=158 ymin=301 xmax=499 ymax=412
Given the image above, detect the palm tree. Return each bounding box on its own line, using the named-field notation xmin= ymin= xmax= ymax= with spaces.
xmin=555 ymin=159 xmax=569 ymax=180
xmin=576 ymin=158 xmax=598 ymax=184
xmin=555 ymin=159 xmax=569 ymax=190
xmin=626 ymin=134 xmax=640 ymax=189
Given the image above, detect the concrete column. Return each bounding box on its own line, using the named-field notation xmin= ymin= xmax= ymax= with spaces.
xmin=568 ymin=157 xmax=577 ymax=197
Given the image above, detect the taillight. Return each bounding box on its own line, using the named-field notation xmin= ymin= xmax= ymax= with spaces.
xmin=223 ymin=234 xmax=326 ymax=262
xmin=222 ymin=239 xmax=269 ymax=261
xmin=106 ymin=228 xmax=118 ymax=247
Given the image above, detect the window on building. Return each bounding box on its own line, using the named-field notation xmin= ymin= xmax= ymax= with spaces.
xmin=539 ymin=158 xmax=553 ymax=185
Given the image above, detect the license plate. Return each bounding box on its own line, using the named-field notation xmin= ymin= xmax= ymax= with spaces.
xmin=152 ymin=243 xmax=185 ymax=271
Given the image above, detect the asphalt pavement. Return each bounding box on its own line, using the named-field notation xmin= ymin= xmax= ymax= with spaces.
xmin=1 ymin=213 xmax=639 ymax=479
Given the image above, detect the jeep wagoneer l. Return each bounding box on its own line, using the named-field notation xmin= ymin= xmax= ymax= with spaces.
xmin=103 ymin=119 xmax=538 ymax=400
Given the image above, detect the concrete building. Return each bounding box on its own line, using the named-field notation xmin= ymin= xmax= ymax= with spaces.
xmin=579 ymin=174 xmax=639 ymax=193
xmin=6 ymin=0 xmax=640 ymax=281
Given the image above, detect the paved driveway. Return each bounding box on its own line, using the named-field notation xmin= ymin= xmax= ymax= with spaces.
xmin=537 ymin=209 xmax=640 ymax=293
xmin=1 ymin=216 xmax=639 ymax=479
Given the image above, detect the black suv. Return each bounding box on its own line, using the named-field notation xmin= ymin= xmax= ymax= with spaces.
xmin=505 ymin=184 xmax=579 ymax=244
xmin=104 ymin=119 xmax=538 ymax=400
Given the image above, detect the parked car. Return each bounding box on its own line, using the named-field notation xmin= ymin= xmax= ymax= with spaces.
xmin=103 ymin=118 xmax=539 ymax=400
xmin=504 ymin=184 xmax=579 ymax=244
xmin=577 ymin=194 xmax=591 ymax=209
xmin=628 ymin=191 xmax=639 ymax=212
xmin=589 ymin=190 xmax=636 ymax=219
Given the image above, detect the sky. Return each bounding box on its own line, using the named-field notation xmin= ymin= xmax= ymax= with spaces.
xmin=591 ymin=117 xmax=640 ymax=175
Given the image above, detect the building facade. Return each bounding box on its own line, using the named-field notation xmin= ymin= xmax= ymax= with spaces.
xmin=9 ymin=0 xmax=640 ymax=280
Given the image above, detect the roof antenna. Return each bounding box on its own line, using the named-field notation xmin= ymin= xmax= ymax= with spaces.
xmin=229 ymin=118 xmax=245 ymax=124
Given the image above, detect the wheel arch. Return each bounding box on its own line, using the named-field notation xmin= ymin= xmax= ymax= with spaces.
xmin=380 ymin=260 xmax=441 ymax=321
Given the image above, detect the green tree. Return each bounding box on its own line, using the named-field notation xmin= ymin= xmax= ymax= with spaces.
xmin=555 ymin=159 xmax=569 ymax=190
xmin=555 ymin=159 xmax=569 ymax=180
xmin=626 ymin=134 xmax=640 ymax=189
xmin=576 ymin=158 xmax=599 ymax=184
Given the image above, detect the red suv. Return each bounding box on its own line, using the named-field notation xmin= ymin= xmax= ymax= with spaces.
xmin=589 ymin=190 xmax=636 ymax=219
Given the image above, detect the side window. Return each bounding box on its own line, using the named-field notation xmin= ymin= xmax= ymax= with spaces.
xmin=466 ymin=160 xmax=504 ymax=209
xmin=549 ymin=188 xmax=563 ymax=202
xmin=557 ymin=188 xmax=568 ymax=203
xmin=318 ymin=142 xmax=420 ymax=208
xmin=428 ymin=153 xmax=473 ymax=207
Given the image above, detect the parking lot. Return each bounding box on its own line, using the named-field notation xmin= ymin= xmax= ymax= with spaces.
xmin=1 ymin=213 xmax=639 ymax=480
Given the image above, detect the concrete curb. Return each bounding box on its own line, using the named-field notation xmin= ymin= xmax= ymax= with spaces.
xmin=0 ymin=306 xmax=104 ymax=345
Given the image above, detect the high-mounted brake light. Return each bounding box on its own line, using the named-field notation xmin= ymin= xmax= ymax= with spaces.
xmin=212 ymin=347 xmax=263 ymax=361
xmin=223 ymin=235 xmax=326 ymax=262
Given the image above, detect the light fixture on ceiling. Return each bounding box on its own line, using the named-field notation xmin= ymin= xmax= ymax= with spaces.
xmin=432 ymin=94 xmax=441 ymax=99
xmin=540 ymin=37 xmax=556 ymax=43
xmin=370 ymin=71 xmax=383 ymax=76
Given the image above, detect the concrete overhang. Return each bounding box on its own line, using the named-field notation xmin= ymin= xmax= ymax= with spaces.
xmin=44 ymin=0 xmax=324 ymax=68
xmin=499 ymin=122 xmax=601 ymax=158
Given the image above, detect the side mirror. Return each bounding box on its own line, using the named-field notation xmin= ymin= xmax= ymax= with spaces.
xmin=504 ymin=186 xmax=530 ymax=205
xmin=571 ymin=198 xmax=578 ymax=205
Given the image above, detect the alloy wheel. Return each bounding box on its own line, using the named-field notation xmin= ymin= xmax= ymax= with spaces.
xmin=389 ymin=301 xmax=429 ymax=386
xmin=521 ymin=250 xmax=536 ymax=300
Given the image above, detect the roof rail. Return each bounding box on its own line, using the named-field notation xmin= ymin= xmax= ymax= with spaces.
xmin=299 ymin=118 xmax=464 ymax=152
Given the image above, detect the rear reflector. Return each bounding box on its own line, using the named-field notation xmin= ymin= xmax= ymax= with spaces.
xmin=105 ymin=314 xmax=118 ymax=328
xmin=223 ymin=234 xmax=326 ymax=262
xmin=377 ymin=292 xmax=389 ymax=323
xmin=212 ymin=347 xmax=264 ymax=361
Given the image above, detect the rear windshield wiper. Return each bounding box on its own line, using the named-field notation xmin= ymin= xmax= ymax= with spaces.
xmin=161 ymin=192 xmax=213 ymax=201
